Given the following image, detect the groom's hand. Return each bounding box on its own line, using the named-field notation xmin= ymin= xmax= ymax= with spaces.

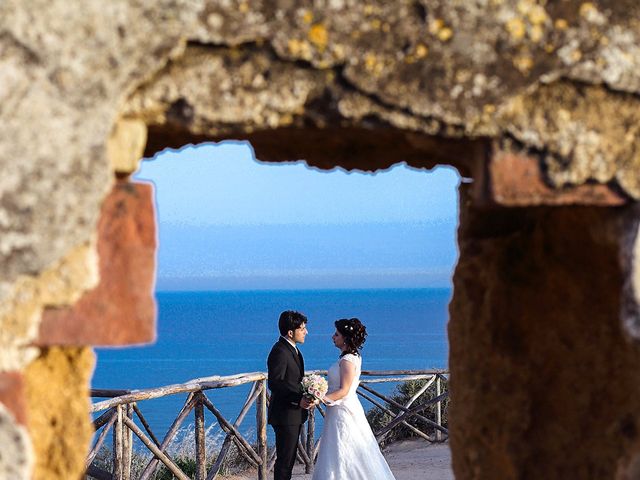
xmin=299 ymin=397 xmax=314 ymax=409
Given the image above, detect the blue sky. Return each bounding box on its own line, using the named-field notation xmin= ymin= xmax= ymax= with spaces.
xmin=135 ymin=142 xmax=460 ymax=290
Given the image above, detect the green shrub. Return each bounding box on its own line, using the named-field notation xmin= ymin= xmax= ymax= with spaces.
xmin=154 ymin=456 xmax=197 ymax=480
xmin=152 ymin=442 xmax=261 ymax=479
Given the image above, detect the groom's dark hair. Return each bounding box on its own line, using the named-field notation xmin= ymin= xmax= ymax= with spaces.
xmin=278 ymin=310 xmax=307 ymax=336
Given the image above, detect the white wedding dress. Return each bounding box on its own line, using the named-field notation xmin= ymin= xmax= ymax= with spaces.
xmin=312 ymin=353 xmax=396 ymax=480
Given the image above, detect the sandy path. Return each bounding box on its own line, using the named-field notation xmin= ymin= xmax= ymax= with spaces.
xmin=379 ymin=440 xmax=453 ymax=480
xmin=226 ymin=440 xmax=453 ymax=480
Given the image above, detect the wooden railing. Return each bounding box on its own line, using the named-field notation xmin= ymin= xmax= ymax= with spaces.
xmin=86 ymin=369 xmax=448 ymax=480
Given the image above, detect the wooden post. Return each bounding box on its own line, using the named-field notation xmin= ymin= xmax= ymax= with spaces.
xmin=195 ymin=394 xmax=206 ymax=480
xmin=298 ymin=422 xmax=310 ymax=471
xmin=207 ymin=383 xmax=261 ymax=480
xmin=200 ymin=394 xmax=262 ymax=465
xmin=139 ymin=394 xmax=196 ymax=480
xmin=122 ymin=415 xmax=191 ymax=480
xmin=113 ymin=404 xmax=124 ymax=480
xmin=256 ymin=380 xmax=268 ymax=480
xmin=123 ymin=404 xmax=133 ymax=480
xmin=87 ymin=413 xmax=118 ymax=468
xmin=436 ymin=376 xmax=442 ymax=441
xmin=306 ymin=408 xmax=315 ymax=474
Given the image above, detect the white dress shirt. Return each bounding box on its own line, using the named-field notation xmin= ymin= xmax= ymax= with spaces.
xmin=281 ymin=335 xmax=298 ymax=353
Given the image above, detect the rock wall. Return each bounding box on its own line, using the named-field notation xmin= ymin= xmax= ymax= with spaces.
xmin=24 ymin=348 xmax=95 ymax=480
xmin=449 ymin=188 xmax=640 ymax=478
xmin=0 ymin=1 xmax=639 ymax=478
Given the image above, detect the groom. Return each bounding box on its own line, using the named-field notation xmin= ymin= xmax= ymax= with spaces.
xmin=267 ymin=310 xmax=313 ymax=480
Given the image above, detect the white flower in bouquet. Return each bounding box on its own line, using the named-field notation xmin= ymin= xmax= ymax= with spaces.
xmin=301 ymin=374 xmax=328 ymax=401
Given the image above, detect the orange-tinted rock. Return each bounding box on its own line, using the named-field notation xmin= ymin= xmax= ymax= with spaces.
xmin=0 ymin=372 xmax=26 ymax=426
xmin=483 ymin=149 xmax=628 ymax=207
xmin=37 ymin=181 xmax=157 ymax=346
xmin=24 ymin=347 xmax=94 ymax=480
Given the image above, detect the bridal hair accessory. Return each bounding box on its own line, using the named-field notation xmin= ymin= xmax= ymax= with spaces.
xmin=344 ymin=318 xmax=359 ymax=332
xmin=302 ymin=374 xmax=328 ymax=401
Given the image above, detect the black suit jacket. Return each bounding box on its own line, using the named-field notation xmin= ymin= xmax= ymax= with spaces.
xmin=267 ymin=337 xmax=309 ymax=426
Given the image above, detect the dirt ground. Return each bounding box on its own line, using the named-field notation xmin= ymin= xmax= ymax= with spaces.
xmin=227 ymin=440 xmax=453 ymax=480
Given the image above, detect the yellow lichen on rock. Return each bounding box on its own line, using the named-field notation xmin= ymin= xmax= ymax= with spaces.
xmin=404 ymin=43 xmax=429 ymax=64
xmin=363 ymin=4 xmax=382 ymax=16
xmin=364 ymin=52 xmax=385 ymax=75
xmin=579 ymin=2 xmax=597 ymax=19
xmin=308 ymin=24 xmax=328 ymax=52
xmin=529 ymin=24 xmax=544 ymax=43
xmin=438 ymin=27 xmax=453 ymax=42
xmin=302 ymin=10 xmax=313 ymax=24
xmin=527 ymin=4 xmax=549 ymax=25
xmin=429 ymin=18 xmax=444 ymax=34
xmin=506 ymin=18 xmax=527 ymax=41
xmin=579 ymin=2 xmax=606 ymax=24
xmin=429 ymin=18 xmax=454 ymax=42
xmin=24 ymin=347 xmax=95 ymax=480
xmin=483 ymin=104 xmax=496 ymax=114
xmin=503 ymin=1 xmax=551 ymax=47
xmin=280 ymin=113 xmax=294 ymax=126
xmin=287 ymin=38 xmax=312 ymax=59
xmin=415 ymin=44 xmax=429 ymax=59
xmin=513 ymin=54 xmax=534 ymax=74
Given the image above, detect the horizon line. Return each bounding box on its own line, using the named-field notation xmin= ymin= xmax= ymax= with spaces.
xmin=155 ymin=286 xmax=453 ymax=293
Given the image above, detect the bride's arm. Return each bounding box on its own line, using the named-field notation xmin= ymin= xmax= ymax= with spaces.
xmin=324 ymin=360 xmax=356 ymax=403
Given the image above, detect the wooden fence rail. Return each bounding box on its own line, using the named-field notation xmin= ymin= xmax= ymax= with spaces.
xmin=86 ymin=369 xmax=448 ymax=480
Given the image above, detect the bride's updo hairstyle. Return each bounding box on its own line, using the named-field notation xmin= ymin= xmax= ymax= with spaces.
xmin=335 ymin=318 xmax=367 ymax=356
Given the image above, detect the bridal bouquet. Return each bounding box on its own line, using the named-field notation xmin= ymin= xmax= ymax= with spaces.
xmin=301 ymin=373 xmax=328 ymax=401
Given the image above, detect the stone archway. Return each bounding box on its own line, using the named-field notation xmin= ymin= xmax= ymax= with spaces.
xmin=1 ymin=2 xmax=639 ymax=479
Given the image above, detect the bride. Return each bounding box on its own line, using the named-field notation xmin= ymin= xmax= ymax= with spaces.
xmin=312 ymin=318 xmax=396 ymax=480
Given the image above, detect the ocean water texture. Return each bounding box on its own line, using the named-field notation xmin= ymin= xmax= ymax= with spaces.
xmin=93 ymin=289 xmax=450 ymax=444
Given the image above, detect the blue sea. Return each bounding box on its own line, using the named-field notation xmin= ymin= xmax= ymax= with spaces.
xmin=92 ymin=288 xmax=450 ymax=446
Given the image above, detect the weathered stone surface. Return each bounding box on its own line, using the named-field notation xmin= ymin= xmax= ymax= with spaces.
xmin=24 ymin=347 xmax=94 ymax=480
xmin=0 ymin=402 xmax=32 ymax=480
xmin=449 ymin=190 xmax=640 ymax=479
xmin=107 ymin=118 xmax=148 ymax=174
xmin=486 ymin=147 xmax=628 ymax=206
xmin=0 ymin=240 xmax=98 ymax=372
xmin=125 ymin=45 xmax=326 ymax=135
xmin=0 ymin=0 xmax=202 ymax=300
xmin=500 ymin=81 xmax=640 ymax=199
xmin=125 ymin=1 xmax=640 ymax=200
xmin=38 ymin=181 xmax=157 ymax=346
